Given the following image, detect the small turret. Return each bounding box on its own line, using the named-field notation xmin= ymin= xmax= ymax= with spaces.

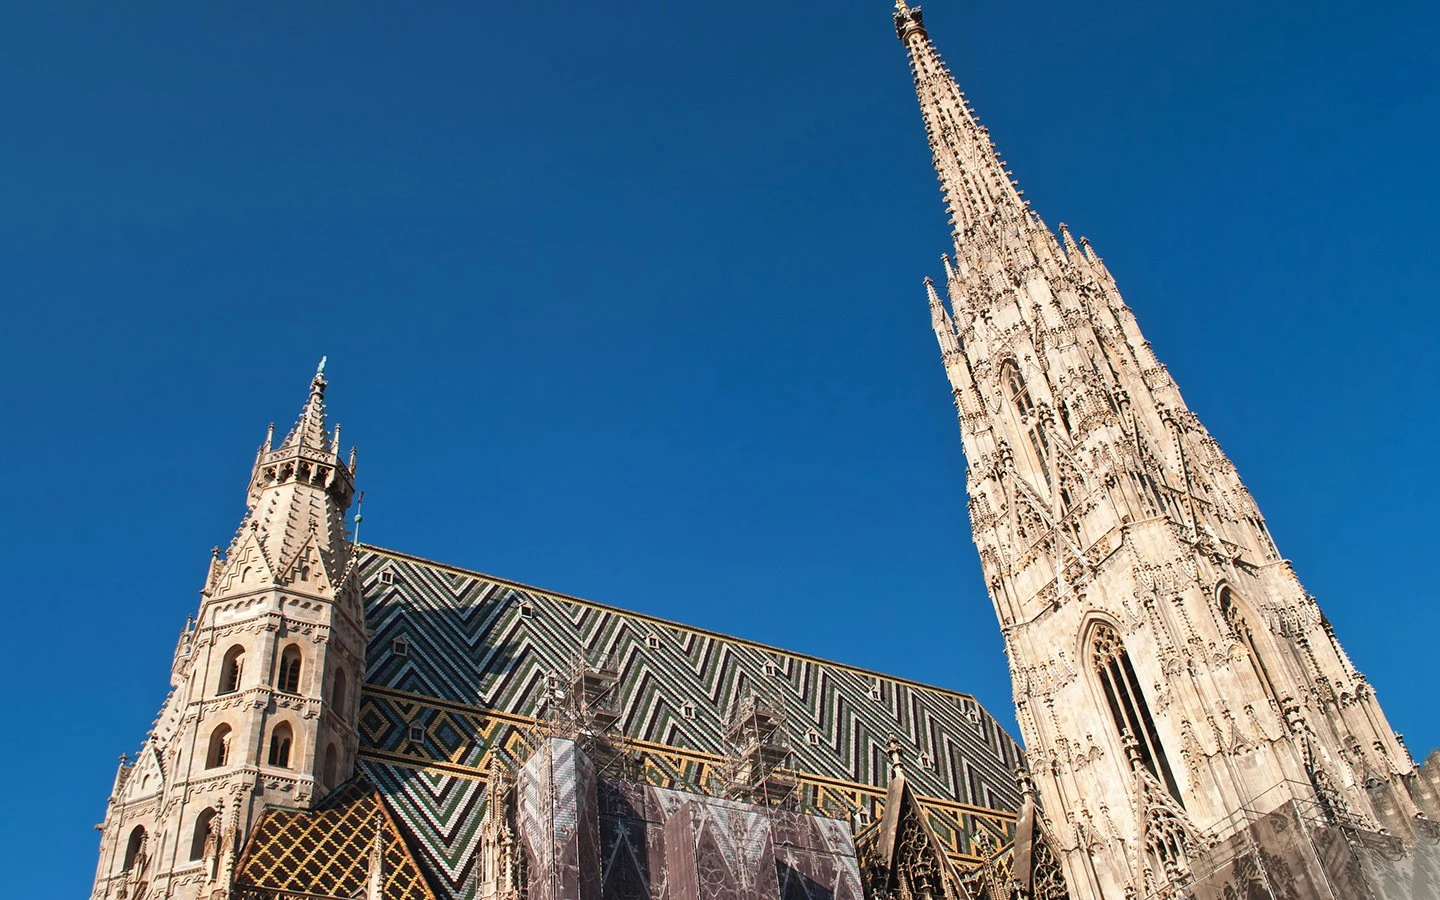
xmin=926 ymin=277 xmax=961 ymax=359
xmin=108 ymin=754 xmax=130 ymax=803
xmin=234 ymin=359 xmax=357 ymax=588
xmin=1058 ymin=222 xmax=1081 ymax=260
xmin=283 ymin=358 xmax=332 ymax=452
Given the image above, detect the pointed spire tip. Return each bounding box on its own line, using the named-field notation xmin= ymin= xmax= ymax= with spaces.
xmin=282 ymin=361 xmax=332 ymax=451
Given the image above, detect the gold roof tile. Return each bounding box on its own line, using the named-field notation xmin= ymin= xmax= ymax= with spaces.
xmin=234 ymin=778 xmax=436 ymax=900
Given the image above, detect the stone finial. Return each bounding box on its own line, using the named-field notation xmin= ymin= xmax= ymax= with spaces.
xmin=1058 ymin=222 xmax=1081 ymax=258
xmin=885 ymin=736 xmax=906 ymax=777
xmin=893 ymin=0 xmax=925 ymax=41
xmin=276 ymin=361 xmax=334 ymax=453
xmin=1014 ymin=763 xmax=1036 ymax=798
xmin=1120 ymin=730 xmax=1143 ymax=772
xmin=365 ymin=813 xmax=384 ymax=900
xmin=1282 ymin=697 xmax=1311 ymax=736
xmin=940 ymin=252 xmax=959 ymax=287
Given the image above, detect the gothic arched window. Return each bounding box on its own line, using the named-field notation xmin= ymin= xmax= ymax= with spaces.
xmin=1001 ymin=360 xmax=1052 ymax=479
xmin=277 ymin=646 xmax=302 ymax=695
xmin=1002 ymin=360 xmax=1034 ymax=416
xmin=332 ymin=667 xmax=348 ymax=712
xmin=205 ymin=723 xmax=232 ymax=769
xmin=122 ymin=826 xmax=147 ymax=873
xmin=1090 ymin=623 xmax=1182 ymax=801
xmin=189 ymin=808 xmax=218 ymax=861
xmin=1220 ymin=586 xmax=1282 ymax=709
xmin=1144 ymin=807 xmax=1194 ymax=881
xmin=219 ymin=645 xmax=245 ymax=694
xmin=1028 ymin=420 xmax=1052 ymax=475
xmin=268 ymin=722 xmax=294 ymax=768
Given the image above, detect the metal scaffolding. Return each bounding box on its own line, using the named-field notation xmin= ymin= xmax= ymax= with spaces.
xmin=719 ymin=691 xmax=796 ymax=808
xmin=536 ymin=650 xmax=639 ymax=781
xmin=1142 ymin=779 xmax=1417 ymax=900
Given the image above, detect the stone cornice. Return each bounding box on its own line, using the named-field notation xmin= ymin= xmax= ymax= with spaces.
xmin=184 ymin=685 xmax=324 ymax=721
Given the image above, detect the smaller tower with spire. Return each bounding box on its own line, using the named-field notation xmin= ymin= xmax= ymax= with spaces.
xmin=91 ymin=362 xmax=365 ymax=900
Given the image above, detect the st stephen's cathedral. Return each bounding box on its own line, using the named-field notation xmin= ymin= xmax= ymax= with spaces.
xmin=90 ymin=5 xmax=1440 ymax=899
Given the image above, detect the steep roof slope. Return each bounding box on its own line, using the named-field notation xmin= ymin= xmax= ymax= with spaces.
xmin=356 ymin=546 xmax=1024 ymax=896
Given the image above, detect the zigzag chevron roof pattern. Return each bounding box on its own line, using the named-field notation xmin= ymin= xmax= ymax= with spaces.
xmin=357 ymin=546 xmax=1024 ymax=898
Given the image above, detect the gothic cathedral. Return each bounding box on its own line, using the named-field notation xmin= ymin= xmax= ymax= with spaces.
xmin=91 ymin=5 xmax=1440 ymax=900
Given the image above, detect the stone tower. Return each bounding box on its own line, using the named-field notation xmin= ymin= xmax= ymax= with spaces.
xmin=91 ymin=362 xmax=365 ymax=900
xmin=894 ymin=2 xmax=1437 ymax=897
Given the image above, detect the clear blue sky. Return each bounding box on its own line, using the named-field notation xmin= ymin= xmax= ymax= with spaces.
xmin=1 ymin=1 xmax=1436 ymax=894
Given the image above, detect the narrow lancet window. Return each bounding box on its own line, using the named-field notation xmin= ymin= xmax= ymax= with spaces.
xmin=268 ymin=722 xmax=294 ymax=768
xmin=206 ymin=723 xmax=232 ymax=769
xmin=219 ymin=645 xmax=245 ymax=695
xmin=122 ymin=826 xmax=147 ymax=873
xmin=1002 ymin=360 xmax=1034 ymax=416
xmin=332 ymin=667 xmax=348 ymax=711
xmin=277 ymin=646 xmax=302 ymax=695
xmin=1220 ymin=587 xmax=1282 ymax=709
xmin=1091 ymin=623 xmax=1181 ymax=801
xmin=189 ymin=808 xmax=218 ymax=861
xmin=1002 ymin=360 xmax=1052 ymax=478
xmin=1028 ymin=421 xmax=1051 ymax=470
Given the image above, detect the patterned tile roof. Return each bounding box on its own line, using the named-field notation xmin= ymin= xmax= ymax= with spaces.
xmin=353 ymin=545 xmax=1025 ymax=898
xmin=234 ymin=777 xmax=436 ymax=900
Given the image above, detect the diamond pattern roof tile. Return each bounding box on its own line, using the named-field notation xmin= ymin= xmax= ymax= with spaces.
xmin=234 ymin=777 xmax=438 ymax=900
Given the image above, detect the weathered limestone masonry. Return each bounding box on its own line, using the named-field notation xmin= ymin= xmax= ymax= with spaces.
xmin=894 ymin=1 xmax=1440 ymax=897
xmin=92 ymin=362 xmax=366 ymax=900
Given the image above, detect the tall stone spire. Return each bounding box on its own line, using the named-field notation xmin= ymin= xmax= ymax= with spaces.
xmin=280 ymin=356 xmax=332 ymax=452
xmin=92 ymin=364 xmax=365 ymax=900
xmin=895 ymin=1 xmax=1030 ymax=246
xmin=235 ymin=357 xmax=357 ymax=591
xmin=894 ymin=6 xmax=1432 ymax=898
